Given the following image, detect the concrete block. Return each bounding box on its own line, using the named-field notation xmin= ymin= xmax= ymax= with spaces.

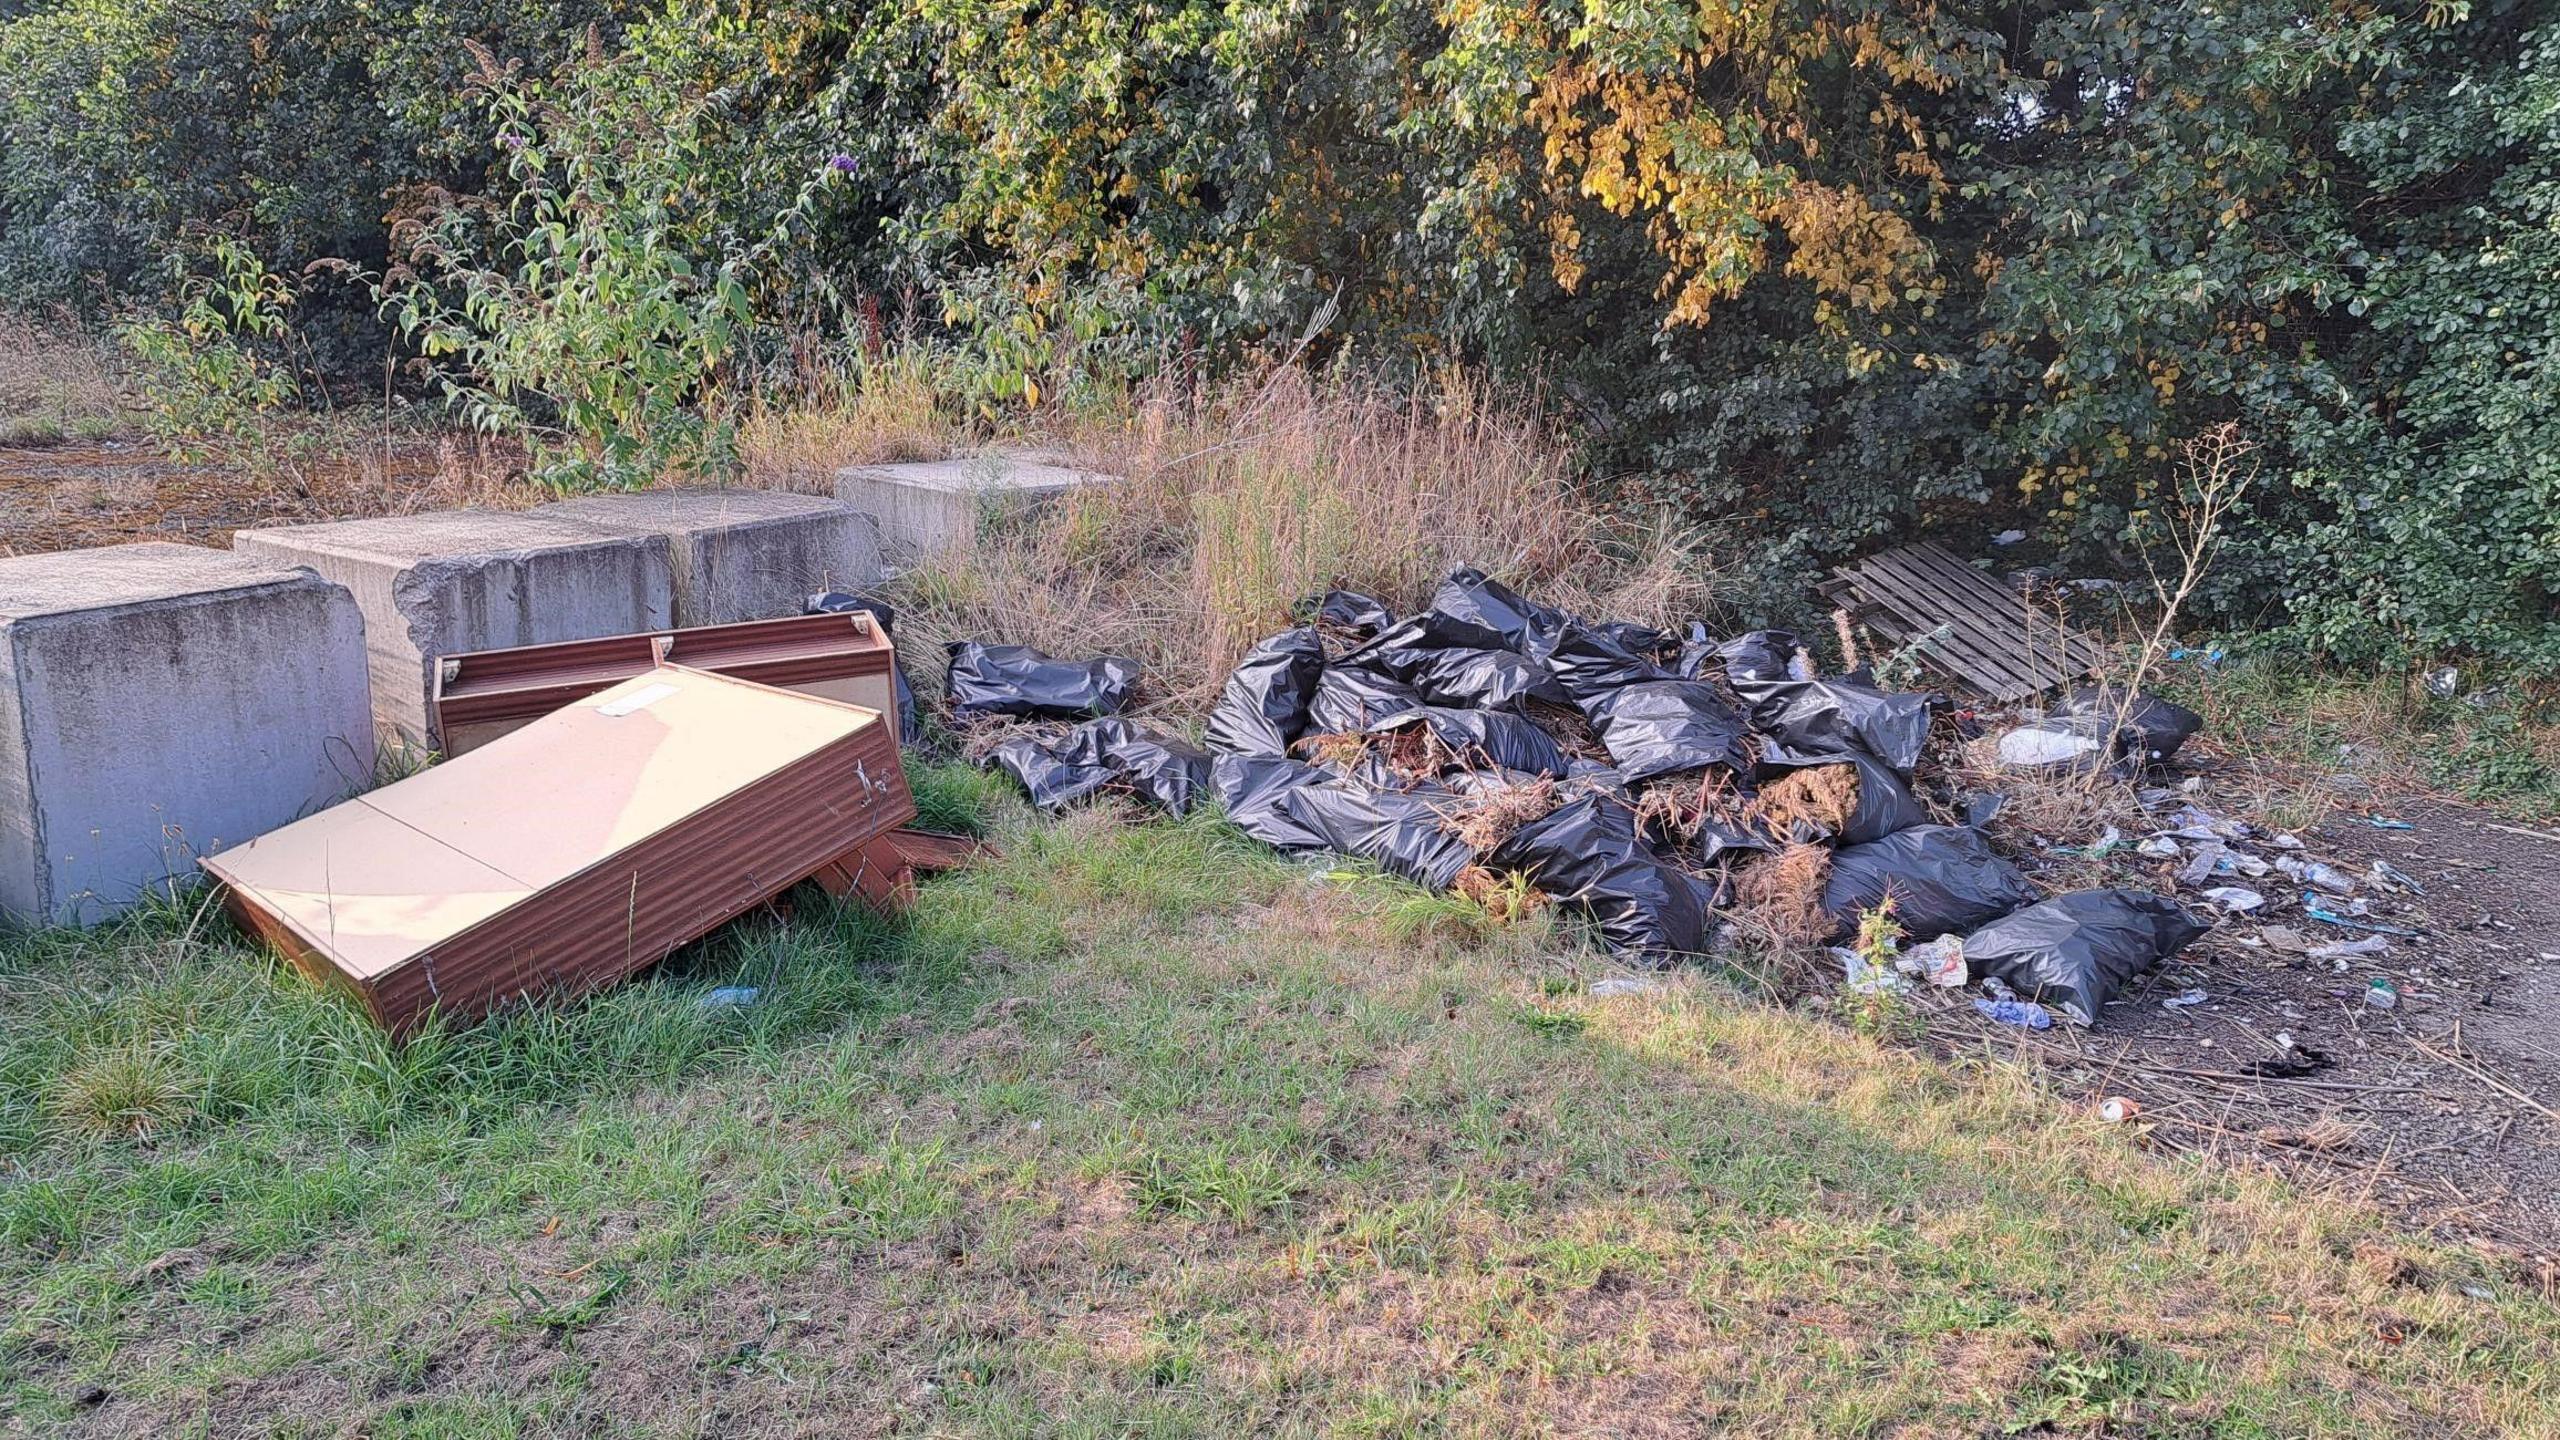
xmin=0 ymin=542 xmax=374 ymax=926
xmin=532 ymin=489 xmax=884 ymax=626
xmin=834 ymin=455 xmax=1117 ymax=561
xmin=232 ymin=511 xmax=672 ymax=748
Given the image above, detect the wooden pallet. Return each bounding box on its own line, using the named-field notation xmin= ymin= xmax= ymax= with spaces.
xmin=1820 ymin=542 xmax=2107 ymax=702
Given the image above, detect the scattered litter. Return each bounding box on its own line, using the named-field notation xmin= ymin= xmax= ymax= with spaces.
xmin=1992 ymin=529 xmax=2026 ymax=546
xmin=946 ymin=642 xmax=1139 ymax=721
xmin=2137 ymin=836 xmax=2181 ymax=859
xmin=1838 ymin=946 xmax=1912 ymax=996
xmin=2271 ymin=832 xmax=2304 ymax=850
xmin=2303 ymin=898 xmax=2419 ymax=936
xmin=2098 ymin=1095 xmax=2141 ymax=1123
xmin=2359 ymin=814 xmax=2415 ymax=830
xmin=2242 ymin=1046 xmax=2332 ymax=1079
xmin=2165 ymin=645 xmax=2225 ymax=666
xmin=1996 ymin=721 xmax=2107 ymax=772
xmin=1898 ymin=934 xmax=1968 ymax=988
xmin=2367 ymin=859 xmax=2427 ymax=896
xmin=2161 ymin=988 xmax=2210 ymax=1010
xmin=1974 ymin=997 xmax=2055 ymax=1029
xmin=701 ymin=986 xmax=761 ymax=1010
xmin=2260 ymin=925 xmax=2312 ymax=954
xmin=2277 ymin=856 xmax=2359 ymax=895
xmin=2202 ymin=886 xmax=2265 ymax=914
xmin=1960 ymin=890 xmax=2210 ymax=1025
xmin=2059 ymin=685 xmax=2203 ymax=764
xmin=2365 ymin=978 xmax=2400 ymax=1011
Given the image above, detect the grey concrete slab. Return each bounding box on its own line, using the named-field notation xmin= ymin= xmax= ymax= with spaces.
xmin=231 ymin=510 xmax=672 ymax=748
xmin=833 ymin=455 xmax=1117 ymax=561
xmin=532 ymin=489 xmax=884 ymax=626
xmin=0 ymin=542 xmax=374 ymax=926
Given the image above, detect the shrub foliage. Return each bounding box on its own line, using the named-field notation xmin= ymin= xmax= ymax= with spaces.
xmin=1 ymin=0 xmax=2551 ymax=663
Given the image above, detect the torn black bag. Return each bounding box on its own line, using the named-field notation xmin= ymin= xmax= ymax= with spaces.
xmin=989 ymin=718 xmax=1211 ymax=815
xmin=1488 ymin=794 xmax=1713 ymax=961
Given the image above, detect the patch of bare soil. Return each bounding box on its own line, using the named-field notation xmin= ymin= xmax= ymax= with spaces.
xmin=0 ymin=434 xmax=533 ymax=554
xmin=1945 ymin=791 xmax=2560 ymax=1262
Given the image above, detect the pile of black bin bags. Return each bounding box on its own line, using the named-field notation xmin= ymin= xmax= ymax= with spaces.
xmin=950 ymin=566 xmax=2205 ymax=1019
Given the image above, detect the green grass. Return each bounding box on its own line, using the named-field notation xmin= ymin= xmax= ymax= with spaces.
xmin=2157 ymin=643 xmax=2560 ymax=822
xmin=3 ymin=774 xmax=2556 ymax=1435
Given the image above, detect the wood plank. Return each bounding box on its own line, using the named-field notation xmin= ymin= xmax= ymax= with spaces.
xmin=1901 ymin=544 xmax=2113 ymax=672
xmin=1840 ymin=556 xmax=2045 ymax=696
xmin=1829 ymin=543 xmax=2106 ymax=700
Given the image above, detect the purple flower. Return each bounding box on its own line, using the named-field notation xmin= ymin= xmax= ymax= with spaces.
xmin=827 ymin=153 xmax=858 ymax=176
xmin=499 ymin=133 xmax=527 ymax=153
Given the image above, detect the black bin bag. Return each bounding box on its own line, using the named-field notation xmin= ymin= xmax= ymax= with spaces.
xmin=945 ymin=642 xmax=1139 ymax=722
xmin=1278 ymin=780 xmax=1480 ymax=891
xmin=1337 ymin=612 xmax=1562 ymax=711
xmin=1213 ymin=754 xmax=1340 ymax=852
xmin=1754 ymin=740 xmax=1928 ymax=845
xmin=1430 ymin=566 xmax=1570 ymax=654
xmin=1205 ymin=627 xmax=1325 ymax=757
xmin=990 ymin=719 xmax=1212 ymax=816
xmin=1488 ymin=794 xmax=1712 ymax=961
xmin=1369 ymin=706 xmax=1568 ymax=778
xmin=1961 ymin=889 xmax=2210 ymax=1024
xmin=1733 ymin=670 xmax=1933 ymax=775
xmin=1822 ymin=824 xmax=2038 ymax=941
xmin=1586 ymin=680 xmax=1754 ymax=783
xmin=1313 ymin=588 xmax=1396 ymax=640
xmin=1305 ymin=666 xmax=1427 ymax=736
xmin=1685 ymin=628 xmax=1798 ymax=683
xmin=2060 ymin=686 xmax=2203 ymax=764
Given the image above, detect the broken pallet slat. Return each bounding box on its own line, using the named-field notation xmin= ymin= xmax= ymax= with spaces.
xmin=1830 ymin=542 xmax=2104 ymax=701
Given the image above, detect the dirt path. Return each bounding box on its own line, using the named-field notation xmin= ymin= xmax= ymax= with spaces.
xmin=1955 ymin=792 xmax=2560 ymax=1260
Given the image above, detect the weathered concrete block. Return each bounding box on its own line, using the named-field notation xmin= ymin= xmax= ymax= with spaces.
xmin=232 ymin=511 xmax=672 ymax=748
xmin=532 ymin=489 xmax=884 ymax=626
xmin=0 ymin=542 xmax=374 ymax=926
xmin=833 ymin=456 xmax=1117 ymax=561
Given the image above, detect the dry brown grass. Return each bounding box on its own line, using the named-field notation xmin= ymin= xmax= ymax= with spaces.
xmin=873 ymin=364 xmax=1722 ymax=709
xmin=1730 ymin=841 xmax=1835 ymax=947
xmin=0 ymin=310 xmax=125 ymax=436
xmin=1744 ymin=763 xmax=1859 ymax=840
xmin=736 ymin=347 xmax=957 ymax=493
xmin=1442 ymin=775 xmax=1565 ymax=852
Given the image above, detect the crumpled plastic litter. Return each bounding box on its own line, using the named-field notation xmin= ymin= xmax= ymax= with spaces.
xmin=990 ymin=718 xmax=1212 ymax=815
xmin=1996 ymin=718 xmax=2112 ymax=772
xmin=2201 ymin=885 xmax=2265 ymax=913
xmin=1756 ymin=740 xmax=1927 ymax=845
xmin=1205 ymin=627 xmax=1325 ymax=757
xmin=1488 ymin=793 xmax=1714 ymax=960
xmin=1960 ymin=889 xmax=2210 ymax=1024
xmin=1733 ymin=670 xmax=1933 ymax=775
xmin=946 ymin=641 xmax=1140 ymax=722
xmin=806 ymin=590 xmax=921 ymax=742
xmin=1821 ymin=824 xmax=2038 ymax=941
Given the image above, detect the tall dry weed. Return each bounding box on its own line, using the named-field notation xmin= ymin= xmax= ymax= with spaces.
xmin=0 ymin=310 xmax=125 ymax=430
xmin=883 ymin=363 xmax=1723 ymax=709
